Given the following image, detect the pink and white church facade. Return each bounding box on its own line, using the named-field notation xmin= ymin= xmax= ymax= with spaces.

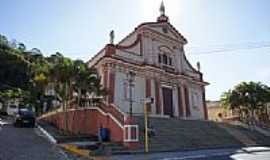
xmin=88 ymin=4 xmax=209 ymax=120
xmin=40 ymin=3 xmax=210 ymax=148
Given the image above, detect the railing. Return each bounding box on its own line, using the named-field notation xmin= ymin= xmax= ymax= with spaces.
xmin=99 ymin=102 xmax=126 ymax=125
xmin=39 ymin=100 xmax=140 ymax=145
xmin=40 ymin=100 xmax=126 ymax=125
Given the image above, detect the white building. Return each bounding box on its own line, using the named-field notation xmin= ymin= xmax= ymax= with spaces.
xmin=88 ymin=3 xmax=209 ymax=120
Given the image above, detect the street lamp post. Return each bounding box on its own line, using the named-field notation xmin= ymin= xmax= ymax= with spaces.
xmin=127 ymin=71 xmax=136 ymax=116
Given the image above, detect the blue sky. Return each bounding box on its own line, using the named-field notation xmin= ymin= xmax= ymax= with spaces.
xmin=1 ymin=0 xmax=270 ymax=100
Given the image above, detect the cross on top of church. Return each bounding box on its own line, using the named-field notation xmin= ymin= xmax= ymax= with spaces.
xmin=159 ymin=1 xmax=165 ymax=16
xmin=157 ymin=1 xmax=169 ymax=22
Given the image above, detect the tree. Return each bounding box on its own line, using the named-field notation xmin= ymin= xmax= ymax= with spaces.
xmin=49 ymin=55 xmax=75 ymax=132
xmin=30 ymin=48 xmax=42 ymax=55
xmin=9 ymin=39 xmax=18 ymax=49
xmin=0 ymin=34 xmax=107 ymax=133
xmin=0 ymin=88 xmax=30 ymax=111
xmin=221 ymin=81 xmax=270 ymax=124
xmin=0 ymin=34 xmax=8 ymax=46
xmin=17 ymin=43 xmax=26 ymax=52
xmin=0 ymin=45 xmax=31 ymax=90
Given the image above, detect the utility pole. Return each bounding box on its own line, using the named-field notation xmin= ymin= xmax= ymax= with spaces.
xmin=144 ymin=97 xmax=154 ymax=153
xmin=144 ymin=102 xmax=149 ymax=153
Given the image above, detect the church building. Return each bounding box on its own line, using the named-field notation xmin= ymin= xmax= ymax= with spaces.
xmin=88 ymin=2 xmax=209 ymax=120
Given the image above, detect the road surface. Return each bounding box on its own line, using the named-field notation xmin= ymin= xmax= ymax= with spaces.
xmin=1 ymin=117 xmax=270 ymax=160
xmin=0 ymin=117 xmax=84 ymax=160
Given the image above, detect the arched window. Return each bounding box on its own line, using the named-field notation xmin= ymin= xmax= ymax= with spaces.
xmin=158 ymin=46 xmax=174 ymax=67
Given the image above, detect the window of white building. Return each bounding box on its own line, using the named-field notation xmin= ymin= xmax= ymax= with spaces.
xmin=158 ymin=53 xmax=173 ymax=66
xmin=158 ymin=46 xmax=175 ymax=67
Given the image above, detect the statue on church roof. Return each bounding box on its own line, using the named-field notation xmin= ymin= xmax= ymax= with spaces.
xmin=110 ymin=30 xmax=114 ymax=44
xmin=197 ymin=62 xmax=201 ymax=72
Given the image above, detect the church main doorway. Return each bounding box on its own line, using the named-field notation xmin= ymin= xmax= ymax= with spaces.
xmin=162 ymin=87 xmax=173 ymax=117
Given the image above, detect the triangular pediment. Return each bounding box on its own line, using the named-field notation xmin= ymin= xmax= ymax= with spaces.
xmin=142 ymin=22 xmax=187 ymax=44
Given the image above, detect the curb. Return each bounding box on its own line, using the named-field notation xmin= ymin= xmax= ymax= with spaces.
xmin=60 ymin=144 xmax=109 ymax=160
xmin=156 ymin=151 xmax=235 ymax=160
xmin=37 ymin=124 xmax=108 ymax=159
xmin=110 ymin=145 xmax=244 ymax=155
xmin=37 ymin=125 xmax=57 ymax=144
xmin=60 ymin=144 xmax=91 ymax=157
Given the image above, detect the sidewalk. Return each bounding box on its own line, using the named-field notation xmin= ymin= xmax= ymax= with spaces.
xmin=110 ymin=146 xmax=270 ymax=160
xmin=37 ymin=120 xmax=107 ymax=159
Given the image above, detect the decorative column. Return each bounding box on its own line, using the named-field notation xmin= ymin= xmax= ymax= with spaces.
xmin=180 ymin=85 xmax=186 ymax=117
xmin=184 ymin=86 xmax=191 ymax=117
xmin=202 ymin=86 xmax=208 ymax=120
xmin=177 ymin=86 xmax=184 ymax=117
xmin=102 ymin=68 xmax=108 ymax=89
xmin=102 ymin=68 xmax=109 ymax=103
xmin=108 ymin=70 xmax=115 ymax=104
xmin=155 ymin=79 xmax=161 ymax=114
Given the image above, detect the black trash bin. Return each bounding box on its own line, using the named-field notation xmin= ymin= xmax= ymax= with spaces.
xmin=99 ymin=128 xmax=110 ymax=142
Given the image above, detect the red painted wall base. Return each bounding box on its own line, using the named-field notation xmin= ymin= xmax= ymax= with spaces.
xmin=41 ymin=108 xmax=123 ymax=142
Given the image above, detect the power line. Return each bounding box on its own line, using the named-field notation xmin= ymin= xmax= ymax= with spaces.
xmin=188 ymin=41 xmax=270 ymax=55
xmin=60 ymin=41 xmax=270 ymax=58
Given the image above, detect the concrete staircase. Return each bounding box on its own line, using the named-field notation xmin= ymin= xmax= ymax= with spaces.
xmin=135 ymin=116 xmax=270 ymax=152
xmin=218 ymin=124 xmax=257 ymax=146
xmin=219 ymin=123 xmax=270 ymax=146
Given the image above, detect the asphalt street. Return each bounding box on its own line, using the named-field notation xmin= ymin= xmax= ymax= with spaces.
xmin=1 ymin=117 xmax=270 ymax=160
xmin=0 ymin=118 xmax=84 ymax=160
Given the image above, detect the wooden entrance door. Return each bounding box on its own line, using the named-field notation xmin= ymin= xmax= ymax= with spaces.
xmin=162 ymin=87 xmax=173 ymax=117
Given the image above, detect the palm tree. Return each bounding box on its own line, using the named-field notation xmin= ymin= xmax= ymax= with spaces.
xmin=48 ymin=54 xmax=75 ymax=133
xmin=42 ymin=53 xmax=107 ymax=133
xmin=30 ymin=54 xmax=51 ymax=115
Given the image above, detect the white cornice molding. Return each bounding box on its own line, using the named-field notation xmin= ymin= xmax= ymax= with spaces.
xmin=99 ymin=57 xmax=208 ymax=86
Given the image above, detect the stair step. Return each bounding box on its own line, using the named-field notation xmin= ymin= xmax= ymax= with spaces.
xmin=135 ymin=116 xmax=270 ymax=152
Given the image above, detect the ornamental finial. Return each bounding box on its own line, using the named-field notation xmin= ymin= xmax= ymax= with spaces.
xmin=159 ymin=1 xmax=165 ymax=16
